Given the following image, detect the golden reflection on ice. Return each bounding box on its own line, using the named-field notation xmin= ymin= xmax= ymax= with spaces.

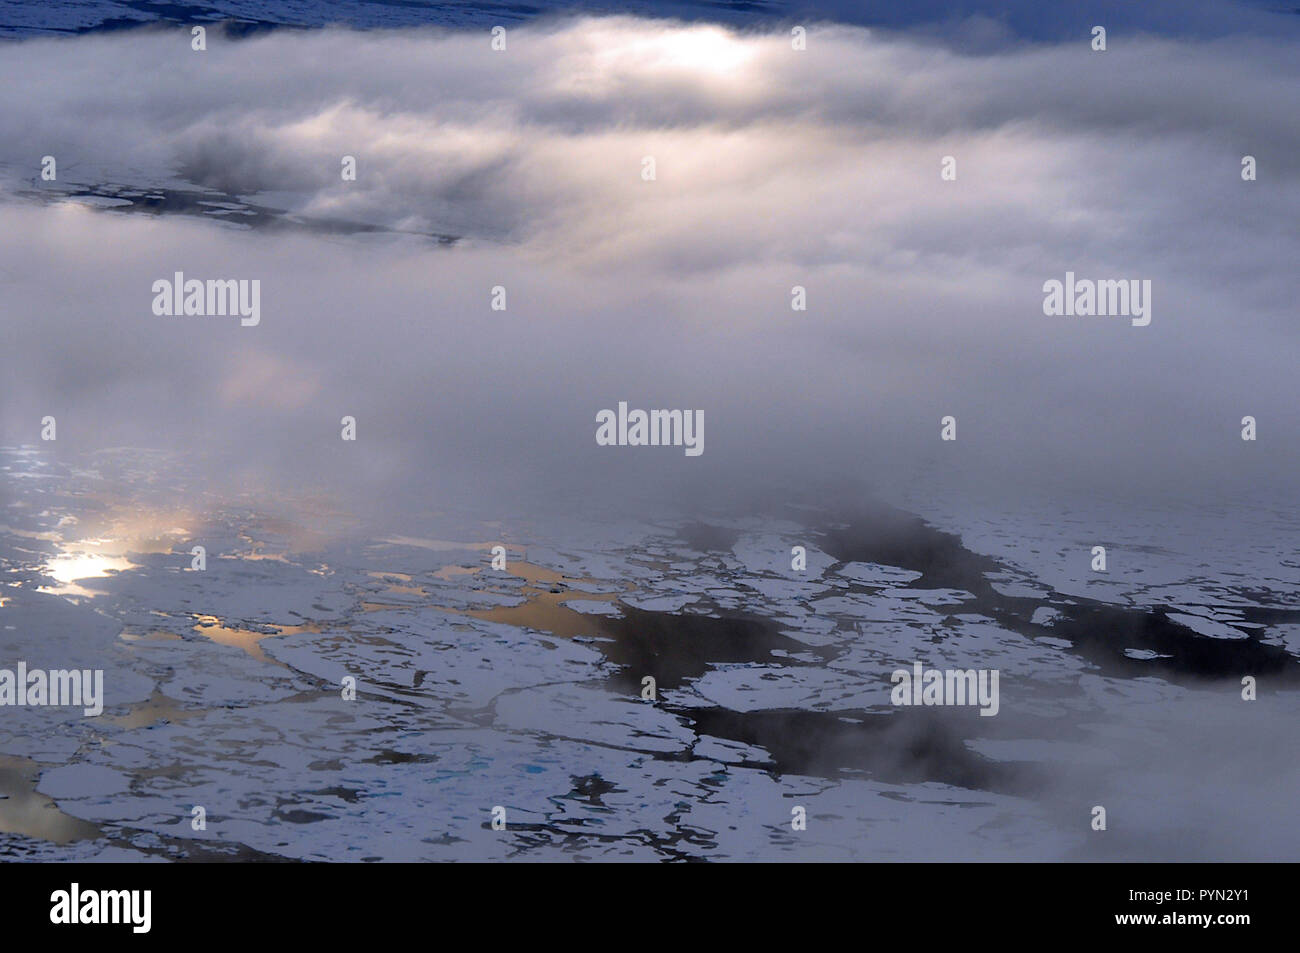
xmin=0 ymin=755 xmax=100 ymax=844
xmin=38 ymin=548 xmax=138 ymax=598
xmin=191 ymin=614 xmax=322 ymax=664
xmin=34 ymin=511 xmax=193 ymax=599
xmin=372 ymin=555 xmax=628 ymax=641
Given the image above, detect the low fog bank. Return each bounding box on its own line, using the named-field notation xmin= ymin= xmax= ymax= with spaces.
xmin=998 ymin=682 xmax=1300 ymax=862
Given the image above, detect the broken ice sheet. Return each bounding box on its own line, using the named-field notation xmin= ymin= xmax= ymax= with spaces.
xmin=3 ymin=449 xmax=1299 ymax=860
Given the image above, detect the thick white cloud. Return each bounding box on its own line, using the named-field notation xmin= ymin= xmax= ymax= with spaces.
xmin=0 ymin=19 xmax=1295 ymax=521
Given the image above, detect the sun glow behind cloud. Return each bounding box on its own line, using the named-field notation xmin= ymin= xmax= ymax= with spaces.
xmin=614 ymin=23 xmax=759 ymax=75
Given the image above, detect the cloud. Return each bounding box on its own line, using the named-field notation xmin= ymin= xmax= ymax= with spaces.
xmin=0 ymin=18 xmax=1295 ymax=522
